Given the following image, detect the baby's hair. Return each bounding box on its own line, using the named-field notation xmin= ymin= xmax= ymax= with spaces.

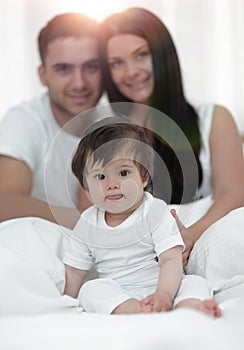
xmin=72 ymin=117 xmax=154 ymax=191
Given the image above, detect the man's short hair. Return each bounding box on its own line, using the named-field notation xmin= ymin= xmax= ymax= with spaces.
xmin=38 ymin=13 xmax=99 ymax=64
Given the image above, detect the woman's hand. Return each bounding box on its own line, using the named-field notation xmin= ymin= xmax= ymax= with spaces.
xmin=170 ymin=209 xmax=195 ymax=266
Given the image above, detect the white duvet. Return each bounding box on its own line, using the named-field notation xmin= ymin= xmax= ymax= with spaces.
xmin=0 ymin=196 xmax=244 ymax=350
xmin=1 ymin=300 xmax=244 ymax=350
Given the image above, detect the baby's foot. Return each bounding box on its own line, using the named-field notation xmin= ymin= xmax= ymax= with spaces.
xmin=194 ymin=299 xmax=222 ymax=318
xmin=176 ymin=298 xmax=221 ymax=318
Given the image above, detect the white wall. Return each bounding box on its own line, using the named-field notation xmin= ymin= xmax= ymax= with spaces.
xmin=1 ymin=0 xmax=243 ymax=133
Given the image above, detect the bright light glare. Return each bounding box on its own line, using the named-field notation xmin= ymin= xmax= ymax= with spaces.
xmin=59 ymin=0 xmax=133 ymax=22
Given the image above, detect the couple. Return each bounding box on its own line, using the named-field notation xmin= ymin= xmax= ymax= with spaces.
xmin=0 ymin=9 xmax=243 ymax=314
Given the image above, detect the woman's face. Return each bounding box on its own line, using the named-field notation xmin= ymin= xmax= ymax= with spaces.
xmin=107 ymin=34 xmax=154 ymax=105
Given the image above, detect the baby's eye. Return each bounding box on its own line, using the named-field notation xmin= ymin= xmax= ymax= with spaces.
xmin=95 ymin=174 xmax=105 ymax=181
xmin=120 ymin=170 xmax=129 ymax=177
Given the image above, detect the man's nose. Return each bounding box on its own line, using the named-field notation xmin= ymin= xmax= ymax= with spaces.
xmin=71 ymin=68 xmax=86 ymax=88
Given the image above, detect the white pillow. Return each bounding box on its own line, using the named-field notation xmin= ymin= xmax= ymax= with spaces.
xmin=185 ymin=207 xmax=244 ymax=290
xmin=0 ymin=216 xmax=98 ymax=291
xmin=0 ymin=217 xmax=72 ymax=293
xmin=169 ymin=195 xmax=213 ymax=227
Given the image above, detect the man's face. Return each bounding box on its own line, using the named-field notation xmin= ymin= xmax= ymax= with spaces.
xmin=39 ymin=36 xmax=102 ymax=125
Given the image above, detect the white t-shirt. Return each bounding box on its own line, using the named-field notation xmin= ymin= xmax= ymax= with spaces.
xmin=0 ymin=96 xmax=214 ymax=206
xmin=0 ymin=93 xmax=80 ymax=207
xmin=64 ymin=192 xmax=184 ymax=291
xmin=195 ymin=104 xmax=214 ymax=199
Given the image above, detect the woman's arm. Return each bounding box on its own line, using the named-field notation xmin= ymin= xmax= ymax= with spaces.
xmin=190 ymin=106 xmax=244 ymax=236
xmin=179 ymin=106 xmax=244 ymax=263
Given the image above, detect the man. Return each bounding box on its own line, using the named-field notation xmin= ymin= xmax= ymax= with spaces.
xmin=0 ymin=13 xmax=103 ymax=227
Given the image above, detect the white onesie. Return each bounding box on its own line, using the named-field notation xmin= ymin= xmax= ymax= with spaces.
xmin=64 ymin=192 xmax=212 ymax=313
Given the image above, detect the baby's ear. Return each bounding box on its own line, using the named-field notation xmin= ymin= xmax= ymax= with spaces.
xmin=142 ymin=173 xmax=151 ymax=188
xmin=85 ymin=190 xmax=92 ymax=202
xmin=77 ymin=187 xmax=93 ymax=210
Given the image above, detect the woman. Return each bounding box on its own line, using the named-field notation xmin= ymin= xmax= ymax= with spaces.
xmin=98 ymin=7 xmax=244 ymax=265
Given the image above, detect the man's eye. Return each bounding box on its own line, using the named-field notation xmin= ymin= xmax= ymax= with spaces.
xmin=83 ymin=63 xmax=101 ymax=73
xmin=120 ymin=170 xmax=128 ymax=177
xmin=95 ymin=174 xmax=105 ymax=181
xmin=55 ymin=64 xmax=71 ymax=72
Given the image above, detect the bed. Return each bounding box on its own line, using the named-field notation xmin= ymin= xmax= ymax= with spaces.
xmin=1 ymin=196 xmax=244 ymax=349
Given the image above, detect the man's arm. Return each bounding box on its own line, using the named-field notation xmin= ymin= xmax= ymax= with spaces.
xmin=0 ymin=156 xmax=80 ymax=228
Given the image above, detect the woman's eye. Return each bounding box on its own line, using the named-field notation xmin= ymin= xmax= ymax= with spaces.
xmin=137 ymin=51 xmax=149 ymax=60
xmin=109 ymin=61 xmax=122 ymax=69
xmin=95 ymin=174 xmax=105 ymax=181
xmin=120 ymin=170 xmax=129 ymax=177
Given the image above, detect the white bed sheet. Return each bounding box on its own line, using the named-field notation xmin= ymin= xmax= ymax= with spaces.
xmin=1 ymin=297 xmax=244 ymax=350
xmin=0 ymin=206 xmax=244 ymax=349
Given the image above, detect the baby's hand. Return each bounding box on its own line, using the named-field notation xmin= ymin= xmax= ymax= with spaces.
xmin=140 ymin=290 xmax=172 ymax=313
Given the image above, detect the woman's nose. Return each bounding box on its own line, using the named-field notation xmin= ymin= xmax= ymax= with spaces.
xmin=125 ymin=62 xmax=138 ymax=77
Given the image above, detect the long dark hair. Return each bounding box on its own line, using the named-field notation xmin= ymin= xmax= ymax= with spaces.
xmin=99 ymin=7 xmax=202 ymax=204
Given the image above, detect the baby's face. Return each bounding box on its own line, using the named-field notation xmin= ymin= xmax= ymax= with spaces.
xmin=85 ymin=157 xmax=147 ymax=214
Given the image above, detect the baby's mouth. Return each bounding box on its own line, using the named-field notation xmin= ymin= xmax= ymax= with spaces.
xmin=105 ymin=194 xmax=123 ymax=201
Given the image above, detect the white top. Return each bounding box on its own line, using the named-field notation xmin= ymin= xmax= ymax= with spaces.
xmin=0 ymin=97 xmax=214 ymax=206
xmin=195 ymin=104 xmax=214 ymax=199
xmin=0 ymin=93 xmax=80 ymax=207
xmin=64 ymin=192 xmax=184 ymax=290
